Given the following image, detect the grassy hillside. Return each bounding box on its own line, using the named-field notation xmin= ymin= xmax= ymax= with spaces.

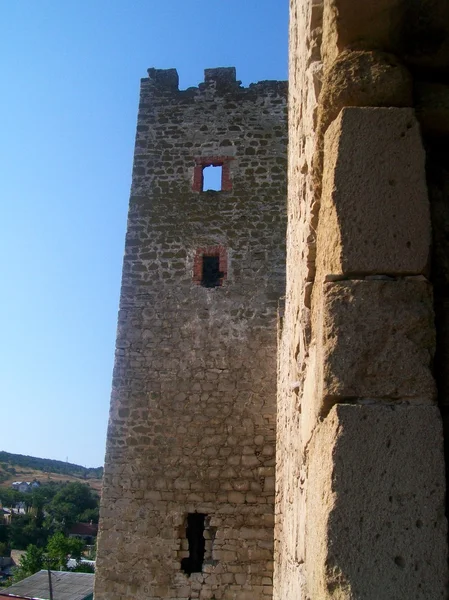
xmin=0 ymin=451 xmax=103 ymax=492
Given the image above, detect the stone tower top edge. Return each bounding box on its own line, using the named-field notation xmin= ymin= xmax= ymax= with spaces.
xmin=143 ymin=66 xmax=287 ymax=94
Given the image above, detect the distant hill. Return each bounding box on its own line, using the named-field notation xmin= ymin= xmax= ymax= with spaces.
xmin=0 ymin=451 xmax=103 ymax=491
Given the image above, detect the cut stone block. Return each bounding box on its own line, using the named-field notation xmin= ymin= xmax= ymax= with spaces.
xmin=317 ymin=51 xmax=413 ymax=140
xmin=322 ymin=0 xmax=404 ymax=65
xmin=316 ymin=108 xmax=431 ymax=277
xmin=316 ymin=279 xmax=436 ymax=409
xmin=322 ymin=0 xmax=449 ymax=70
xmin=306 ymin=404 xmax=448 ymax=600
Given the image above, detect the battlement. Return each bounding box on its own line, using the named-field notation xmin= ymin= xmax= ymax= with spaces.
xmin=144 ymin=66 xmax=287 ymax=96
xmin=146 ymin=67 xmax=179 ymax=90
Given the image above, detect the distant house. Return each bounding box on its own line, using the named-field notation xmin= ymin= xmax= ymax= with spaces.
xmin=11 ymin=481 xmax=40 ymax=494
xmin=68 ymin=522 xmax=98 ymax=545
xmin=0 ymin=508 xmax=9 ymax=524
xmin=66 ymin=558 xmax=95 ymax=571
xmin=9 ymin=550 xmax=26 ymax=567
xmin=0 ymin=550 xmax=25 ymax=582
xmin=0 ymin=570 xmax=94 ymax=600
xmin=11 ymin=482 xmax=30 ymax=493
xmin=1 ymin=509 xmax=12 ymax=526
xmin=2 ymin=503 xmax=27 ymax=525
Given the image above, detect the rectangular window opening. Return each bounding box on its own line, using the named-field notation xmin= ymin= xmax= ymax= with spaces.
xmin=202 ymin=164 xmax=222 ymax=191
xmin=201 ymin=255 xmax=222 ymax=288
xmin=181 ymin=513 xmax=206 ymax=576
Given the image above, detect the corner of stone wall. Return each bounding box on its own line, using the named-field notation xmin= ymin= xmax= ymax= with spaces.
xmin=275 ymin=1 xmax=449 ymax=598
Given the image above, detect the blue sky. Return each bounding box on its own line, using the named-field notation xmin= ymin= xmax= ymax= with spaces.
xmin=0 ymin=1 xmax=288 ymax=467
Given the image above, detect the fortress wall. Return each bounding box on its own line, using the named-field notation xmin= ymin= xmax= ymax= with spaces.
xmin=275 ymin=1 xmax=449 ymax=598
xmin=274 ymin=1 xmax=324 ymax=597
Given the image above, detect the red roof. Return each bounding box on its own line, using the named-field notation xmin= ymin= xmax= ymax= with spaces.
xmin=69 ymin=522 xmax=98 ymax=536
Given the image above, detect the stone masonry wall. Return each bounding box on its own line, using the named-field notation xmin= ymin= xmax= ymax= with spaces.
xmin=275 ymin=0 xmax=449 ymax=598
xmin=274 ymin=1 xmax=323 ymax=596
xmin=95 ymin=67 xmax=287 ymax=600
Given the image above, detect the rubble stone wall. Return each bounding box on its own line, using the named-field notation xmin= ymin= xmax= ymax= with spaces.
xmin=275 ymin=0 xmax=449 ymax=598
xmin=95 ymin=67 xmax=287 ymax=600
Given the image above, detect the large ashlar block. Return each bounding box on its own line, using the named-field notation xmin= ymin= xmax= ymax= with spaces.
xmin=306 ymin=404 xmax=448 ymax=600
xmin=322 ymin=0 xmax=404 ymax=65
xmin=316 ymin=279 xmax=436 ymax=410
xmin=322 ymin=0 xmax=449 ymax=69
xmin=316 ymin=108 xmax=431 ymax=277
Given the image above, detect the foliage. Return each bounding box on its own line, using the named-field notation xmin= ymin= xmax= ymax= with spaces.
xmin=9 ymin=514 xmax=50 ymax=550
xmin=29 ymin=482 xmax=60 ymax=509
xmin=11 ymin=544 xmax=44 ymax=583
xmin=19 ymin=544 xmax=44 ymax=572
xmin=0 ymin=451 xmax=103 ymax=479
xmin=0 ymin=488 xmax=26 ymax=507
xmin=0 ymin=481 xmax=100 ymax=559
xmin=0 ymin=541 xmax=8 ymax=555
xmin=10 ymin=532 xmax=92 ymax=582
xmin=46 ymin=482 xmax=99 ymax=530
xmin=46 ymin=532 xmax=84 ymax=569
xmin=78 ymin=507 xmax=99 ymax=524
xmin=70 ymin=561 xmax=95 ymax=572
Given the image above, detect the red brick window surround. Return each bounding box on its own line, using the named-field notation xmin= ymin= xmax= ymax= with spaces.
xmin=192 ymin=156 xmax=233 ymax=192
xmin=193 ymin=246 xmax=227 ymax=288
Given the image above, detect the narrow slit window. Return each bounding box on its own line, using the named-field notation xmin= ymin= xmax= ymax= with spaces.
xmin=202 ymin=164 xmax=222 ymax=191
xmin=181 ymin=513 xmax=206 ymax=576
xmin=202 ymin=255 xmax=222 ymax=288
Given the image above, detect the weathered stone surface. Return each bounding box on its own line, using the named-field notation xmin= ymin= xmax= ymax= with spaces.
xmin=95 ymin=68 xmax=287 ymax=600
xmin=313 ymin=51 xmax=413 ymax=197
xmin=306 ymin=404 xmax=448 ymax=600
xmin=322 ymin=0 xmax=449 ymax=73
xmin=276 ymin=2 xmax=449 ymax=600
xmin=274 ymin=2 xmax=324 ymax=599
xmin=316 ymin=107 xmax=431 ymax=277
xmin=316 ymin=279 xmax=436 ymax=409
xmin=318 ymin=50 xmax=413 ymax=140
xmin=322 ymin=0 xmax=404 ymax=65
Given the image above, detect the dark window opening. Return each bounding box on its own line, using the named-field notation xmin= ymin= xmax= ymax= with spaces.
xmin=201 ymin=255 xmax=223 ymax=288
xmin=181 ymin=513 xmax=206 ymax=576
xmin=202 ymin=164 xmax=222 ymax=191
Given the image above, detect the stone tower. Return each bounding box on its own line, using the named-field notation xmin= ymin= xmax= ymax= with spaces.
xmin=95 ymin=67 xmax=287 ymax=600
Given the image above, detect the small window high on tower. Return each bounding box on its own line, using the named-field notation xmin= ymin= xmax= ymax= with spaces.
xmin=192 ymin=156 xmax=233 ymax=192
xmin=202 ymin=165 xmax=223 ymax=191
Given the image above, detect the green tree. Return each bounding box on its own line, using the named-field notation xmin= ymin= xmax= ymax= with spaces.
xmin=47 ymin=482 xmax=98 ymax=529
xmin=78 ymin=507 xmax=99 ymax=524
xmin=46 ymin=532 xmax=84 ymax=570
xmin=0 ymin=488 xmax=26 ymax=507
xmin=30 ymin=483 xmax=59 ymax=511
xmin=70 ymin=561 xmax=95 ymax=573
xmin=9 ymin=514 xmax=49 ymax=549
xmin=11 ymin=544 xmax=44 ymax=583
